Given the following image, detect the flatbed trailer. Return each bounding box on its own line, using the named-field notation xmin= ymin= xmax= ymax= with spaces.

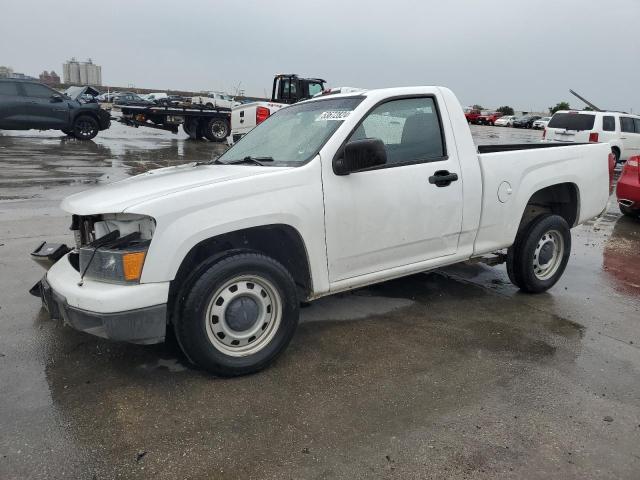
xmin=118 ymin=104 xmax=231 ymax=142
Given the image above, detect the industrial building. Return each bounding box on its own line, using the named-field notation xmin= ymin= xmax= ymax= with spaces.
xmin=39 ymin=70 xmax=60 ymax=86
xmin=62 ymin=58 xmax=102 ymax=86
xmin=0 ymin=66 xmax=36 ymax=80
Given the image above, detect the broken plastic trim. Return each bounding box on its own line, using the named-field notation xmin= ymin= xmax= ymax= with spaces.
xmin=30 ymin=242 xmax=71 ymax=270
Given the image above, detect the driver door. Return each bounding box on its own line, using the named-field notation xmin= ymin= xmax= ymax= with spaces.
xmin=20 ymin=83 xmax=69 ymax=129
xmin=322 ymin=95 xmax=464 ymax=283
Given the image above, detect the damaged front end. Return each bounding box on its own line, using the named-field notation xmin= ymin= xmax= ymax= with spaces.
xmin=31 ymin=213 xmax=155 ymax=288
xmin=70 ymin=213 xmax=155 ymax=285
xmin=29 ymin=213 xmax=166 ymax=345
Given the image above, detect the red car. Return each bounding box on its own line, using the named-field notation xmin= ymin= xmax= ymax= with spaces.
xmin=616 ymin=155 xmax=640 ymax=217
xmin=464 ymin=109 xmax=482 ymax=124
xmin=475 ymin=111 xmax=504 ymax=126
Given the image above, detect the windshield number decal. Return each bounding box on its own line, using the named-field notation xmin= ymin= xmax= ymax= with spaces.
xmin=316 ymin=111 xmax=351 ymax=121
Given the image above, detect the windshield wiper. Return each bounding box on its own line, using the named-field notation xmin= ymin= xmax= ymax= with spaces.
xmin=217 ymin=156 xmax=274 ymax=166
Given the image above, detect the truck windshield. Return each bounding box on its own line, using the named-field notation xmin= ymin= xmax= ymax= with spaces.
xmin=217 ymin=97 xmax=364 ymax=165
xmin=548 ymin=113 xmax=595 ymax=131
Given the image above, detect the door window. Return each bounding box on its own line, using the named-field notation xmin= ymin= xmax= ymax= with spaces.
xmin=0 ymin=81 xmax=19 ymax=96
xmin=307 ymin=82 xmax=323 ymax=97
xmin=634 ymin=119 xmax=640 ymax=133
xmin=281 ymin=79 xmax=296 ymax=100
xmin=602 ymin=116 xmax=615 ymax=131
xmin=22 ymin=83 xmax=56 ymax=98
xmin=621 ymin=117 xmax=635 ymax=133
xmin=347 ymin=97 xmax=445 ymax=166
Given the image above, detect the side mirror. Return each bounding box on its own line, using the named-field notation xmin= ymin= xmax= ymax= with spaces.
xmin=333 ymin=138 xmax=387 ymax=175
xmin=50 ymin=94 xmax=63 ymax=103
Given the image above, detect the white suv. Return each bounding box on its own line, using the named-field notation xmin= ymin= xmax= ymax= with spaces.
xmin=544 ymin=110 xmax=640 ymax=162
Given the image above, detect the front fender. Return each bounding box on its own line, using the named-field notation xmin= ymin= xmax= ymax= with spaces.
xmin=133 ymin=160 xmax=330 ymax=296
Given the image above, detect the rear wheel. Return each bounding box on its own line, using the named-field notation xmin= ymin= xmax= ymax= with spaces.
xmin=202 ymin=118 xmax=230 ymax=142
xmin=175 ymin=252 xmax=300 ymax=376
xmin=506 ymin=214 xmax=571 ymax=293
xmin=72 ymin=115 xmax=99 ymax=140
xmin=182 ymin=119 xmax=202 ymax=140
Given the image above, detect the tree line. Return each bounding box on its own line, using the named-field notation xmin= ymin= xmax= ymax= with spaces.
xmin=472 ymin=102 xmax=583 ymax=115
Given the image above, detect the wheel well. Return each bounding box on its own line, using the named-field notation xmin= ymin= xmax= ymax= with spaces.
xmin=611 ymin=146 xmax=620 ymax=159
xmin=73 ymin=111 xmax=98 ymax=123
xmin=519 ymin=183 xmax=579 ymax=230
xmin=168 ymin=225 xmax=312 ymax=315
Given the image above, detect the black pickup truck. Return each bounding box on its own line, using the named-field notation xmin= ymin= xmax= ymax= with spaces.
xmin=0 ymin=79 xmax=110 ymax=140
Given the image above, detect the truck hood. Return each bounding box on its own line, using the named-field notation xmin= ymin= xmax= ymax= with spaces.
xmin=61 ymin=163 xmax=288 ymax=215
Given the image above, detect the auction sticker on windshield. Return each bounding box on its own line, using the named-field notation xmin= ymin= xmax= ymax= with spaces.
xmin=316 ymin=111 xmax=351 ymax=121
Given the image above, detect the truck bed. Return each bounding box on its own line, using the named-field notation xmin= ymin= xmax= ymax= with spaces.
xmin=477 ymin=142 xmax=586 ymax=154
xmin=474 ymin=142 xmax=611 ymax=255
xmin=119 ymin=104 xmax=231 ymax=116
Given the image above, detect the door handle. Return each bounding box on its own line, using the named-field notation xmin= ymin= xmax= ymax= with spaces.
xmin=429 ymin=170 xmax=458 ymax=187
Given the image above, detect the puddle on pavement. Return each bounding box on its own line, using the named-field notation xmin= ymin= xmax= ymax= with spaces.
xmin=603 ymin=214 xmax=640 ymax=296
xmin=0 ymin=128 xmax=227 ymax=190
xmin=2 ymin=123 xmax=636 ymax=477
xmin=35 ymin=267 xmax=587 ymax=477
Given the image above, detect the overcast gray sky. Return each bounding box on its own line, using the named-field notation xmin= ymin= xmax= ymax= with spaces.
xmin=1 ymin=0 xmax=638 ymax=112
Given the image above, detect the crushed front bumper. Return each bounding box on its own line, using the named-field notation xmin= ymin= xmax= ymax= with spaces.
xmin=34 ymin=253 xmax=170 ymax=345
xmin=38 ymin=275 xmax=166 ymax=344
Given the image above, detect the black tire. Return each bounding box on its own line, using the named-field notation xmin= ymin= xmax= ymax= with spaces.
xmin=182 ymin=119 xmax=202 ymax=140
xmin=175 ymin=252 xmax=300 ymax=376
xmin=202 ymin=118 xmax=230 ymax=142
xmin=506 ymin=214 xmax=571 ymax=293
xmin=205 ymin=102 xmax=214 ymax=108
xmin=611 ymin=147 xmax=620 ymax=164
xmin=72 ymin=115 xmax=99 ymax=140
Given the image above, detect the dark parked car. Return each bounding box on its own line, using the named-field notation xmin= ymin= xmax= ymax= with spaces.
xmin=112 ymin=93 xmax=153 ymax=107
xmin=513 ymin=115 xmax=542 ymax=129
xmin=157 ymin=94 xmax=186 ymax=106
xmin=0 ymin=79 xmax=110 ymax=140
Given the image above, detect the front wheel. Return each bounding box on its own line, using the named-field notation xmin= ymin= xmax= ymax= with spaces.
xmin=175 ymin=252 xmax=300 ymax=376
xmin=72 ymin=115 xmax=99 ymax=140
xmin=506 ymin=214 xmax=571 ymax=293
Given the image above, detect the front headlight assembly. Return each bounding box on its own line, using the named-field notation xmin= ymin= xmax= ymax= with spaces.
xmin=79 ymin=245 xmax=148 ymax=284
xmin=74 ymin=214 xmax=155 ymax=285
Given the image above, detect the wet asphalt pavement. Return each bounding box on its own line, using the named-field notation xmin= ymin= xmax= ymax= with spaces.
xmin=0 ymin=123 xmax=639 ymax=479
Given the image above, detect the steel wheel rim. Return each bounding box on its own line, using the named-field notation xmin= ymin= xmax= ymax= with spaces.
xmin=76 ymin=120 xmax=96 ymax=138
xmin=210 ymin=121 xmax=227 ymax=139
xmin=205 ymin=275 xmax=282 ymax=357
xmin=533 ymin=229 xmax=564 ymax=280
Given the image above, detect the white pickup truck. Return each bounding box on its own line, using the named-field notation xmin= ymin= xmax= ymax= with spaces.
xmin=33 ymin=86 xmax=613 ymax=377
xmin=230 ymin=74 xmax=326 ymax=143
xmin=191 ymin=91 xmax=238 ymax=110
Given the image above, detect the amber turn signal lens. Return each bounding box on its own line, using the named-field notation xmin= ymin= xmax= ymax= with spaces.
xmin=122 ymin=251 xmax=146 ymax=281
